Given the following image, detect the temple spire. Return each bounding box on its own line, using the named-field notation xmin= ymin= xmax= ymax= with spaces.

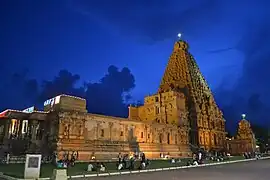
xmin=158 ymin=40 xmax=190 ymax=93
xmin=158 ymin=39 xmax=216 ymax=105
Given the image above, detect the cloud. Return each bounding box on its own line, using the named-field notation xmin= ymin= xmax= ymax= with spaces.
xmin=0 ymin=69 xmax=39 ymax=110
xmin=215 ymin=5 xmax=270 ymax=127
xmin=85 ymin=65 xmax=135 ymax=117
xmin=0 ymin=66 xmax=136 ymax=117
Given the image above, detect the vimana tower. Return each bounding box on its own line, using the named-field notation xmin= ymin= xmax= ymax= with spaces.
xmin=129 ymin=40 xmax=226 ymax=153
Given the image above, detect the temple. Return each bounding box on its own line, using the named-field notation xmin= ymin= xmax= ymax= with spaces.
xmin=227 ymin=115 xmax=256 ymax=154
xmin=0 ymin=40 xmax=256 ymax=161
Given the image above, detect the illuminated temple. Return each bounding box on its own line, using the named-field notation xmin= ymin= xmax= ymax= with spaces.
xmin=0 ymin=40 xmax=256 ymax=160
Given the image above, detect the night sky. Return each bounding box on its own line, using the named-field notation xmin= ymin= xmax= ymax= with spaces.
xmin=1 ymin=0 xmax=270 ymax=131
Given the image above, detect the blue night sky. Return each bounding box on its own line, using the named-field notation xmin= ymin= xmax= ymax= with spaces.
xmin=1 ymin=0 xmax=270 ymax=130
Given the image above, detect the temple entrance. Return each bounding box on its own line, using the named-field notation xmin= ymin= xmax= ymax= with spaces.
xmin=167 ymin=133 xmax=170 ymax=144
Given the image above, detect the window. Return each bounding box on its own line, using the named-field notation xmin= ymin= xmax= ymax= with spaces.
xmin=120 ymin=131 xmax=123 ymax=136
xmin=155 ymin=97 xmax=159 ymax=102
xmin=101 ymin=129 xmax=104 ymax=137
xmin=148 ymin=134 xmax=150 ymax=139
xmin=141 ymin=132 xmax=144 ymax=138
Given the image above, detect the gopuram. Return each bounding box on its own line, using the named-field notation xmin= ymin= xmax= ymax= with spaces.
xmin=226 ymin=114 xmax=256 ymax=154
xmin=0 ymin=40 xmax=255 ymax=161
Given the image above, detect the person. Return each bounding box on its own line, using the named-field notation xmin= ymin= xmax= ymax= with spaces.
xmin=193 ymin=160 xmax=198 ymax=166
xmin=100 ymin=163 xmax=106 ymax=172
xmin=123 ymin=154 xmax=128 ymax=169
xmin=118 ymin=153 xmax=122 ymax=164
xmin=129 ymin=156 xmax=135 ymax=170
xmin=70 ymin=155 xmax=76 ymax=167
xmin=139 ymin=161 xmax=146 ymax=170
xmin=6 ymin=153 xmax=10 ymax=164
xmin=198 ymin=152 xmax=202 ymax=161
xmin=171 ymin=158 xmax=175 ymax=164
xmin=57 ymin=160 xmax=63 ymax=168
xmin=141 ymin=152 xmax=146 ymax=163
xmin=118 ymin=162 xmax=124 ymax=170
xmin=87 ymin=163 xmax=94 ymax=171
xmin=63 ymin=161 xmax=68 ymax=168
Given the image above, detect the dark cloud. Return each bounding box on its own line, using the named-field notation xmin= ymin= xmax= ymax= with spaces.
xmin=86 ymin=65 xmax=135 ymax=117
xmin=39 ymin=70 xmax=85 ymax=103
xmin=0 ymin=69 xmax=39 ymax=110
xmin=215 ymin=4 xmax=270 ymax=128
xmin=0 ymin=66 xmax=135 ymax=118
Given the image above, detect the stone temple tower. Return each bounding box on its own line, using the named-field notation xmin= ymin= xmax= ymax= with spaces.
xmin=158 ymin=40 xmax=226 ymax=151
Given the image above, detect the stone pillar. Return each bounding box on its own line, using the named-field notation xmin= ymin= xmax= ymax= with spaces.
xmin=58 ymin=119 xmax=64 ymax=137
xmin=4 ymin=119 xmax=11 ymax=139
xmin=96 ymin=122 xmax=101 ymax=140
xmin=17 ymin=120 xmax=24 ymax=139
xmin=109 ymin=122 xmax=113 ymax=141
xmin=31 ymin=120 xmax=38 ymax=141
xmin=145 ymin=126 xmax=148 ymax=143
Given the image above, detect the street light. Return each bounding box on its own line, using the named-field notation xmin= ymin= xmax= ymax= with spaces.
xmin=241 ymin=114 xmax=246 ymax=119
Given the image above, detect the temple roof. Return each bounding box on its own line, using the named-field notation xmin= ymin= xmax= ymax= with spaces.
xmin=0 ymin=109 xmax=49 ymax=120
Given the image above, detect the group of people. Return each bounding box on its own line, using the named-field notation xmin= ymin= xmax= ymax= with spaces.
xmin=185 ymin=151 xmax=204 ymax=166
xmin=87 ymin=152 xmax=150 ymax=172
xmin=117 ymin=152 xmax=150 ymax=170
xmin=56 ymin=152 xmax=77 ymax=168
xmin=87 ymin=162 xmax=106 ymax=172
xmin=244 ymin=152 xmax=262 ymax=159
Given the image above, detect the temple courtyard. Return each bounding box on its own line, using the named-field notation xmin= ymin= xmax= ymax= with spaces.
xmin=88 ymin=159 xmax=270 ymax=180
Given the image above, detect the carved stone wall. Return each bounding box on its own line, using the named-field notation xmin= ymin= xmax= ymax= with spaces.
xmin=56 ymin=110 xmax=192 ymax=160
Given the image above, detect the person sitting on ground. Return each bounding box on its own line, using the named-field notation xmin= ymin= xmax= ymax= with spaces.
xmin=118 ymin=162 xmax=124 ymax=170
xmin=100 ymin=163 xmax=106 ymax=172
xmin=193 ymin=160 xmax=199 ymax=166
xmin=63 ymin=160 xmax=68 ymax=168
xmin=139 ymin=161 xmax=146 ymax=170
xmin=57 ymin=159 xmax=63 ymax=168
xmin=243 ymin=152 xmax=248 ymax=159
xmin=87 ymin=163 xmax=94 ymax=172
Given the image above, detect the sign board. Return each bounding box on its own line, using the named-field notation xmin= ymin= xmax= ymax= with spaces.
xmin=22 ymin=106 xmax=35 ymax=113
xmin=44 ymin=95 xmax=61 ymax=107
xmin=24 ymin=154 xmax=42 ymax=179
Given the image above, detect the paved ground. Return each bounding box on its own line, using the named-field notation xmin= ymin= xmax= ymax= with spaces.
xmin=88 ymin=159 xmax=270 ymax=180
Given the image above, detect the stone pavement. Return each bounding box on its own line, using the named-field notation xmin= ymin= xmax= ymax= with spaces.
xmin=86 ymin=159 xmax=270 ymax=180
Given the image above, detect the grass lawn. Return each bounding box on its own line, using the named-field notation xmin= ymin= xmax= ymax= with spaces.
xmin=0 ymin=156 xmax=246 ymax=178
